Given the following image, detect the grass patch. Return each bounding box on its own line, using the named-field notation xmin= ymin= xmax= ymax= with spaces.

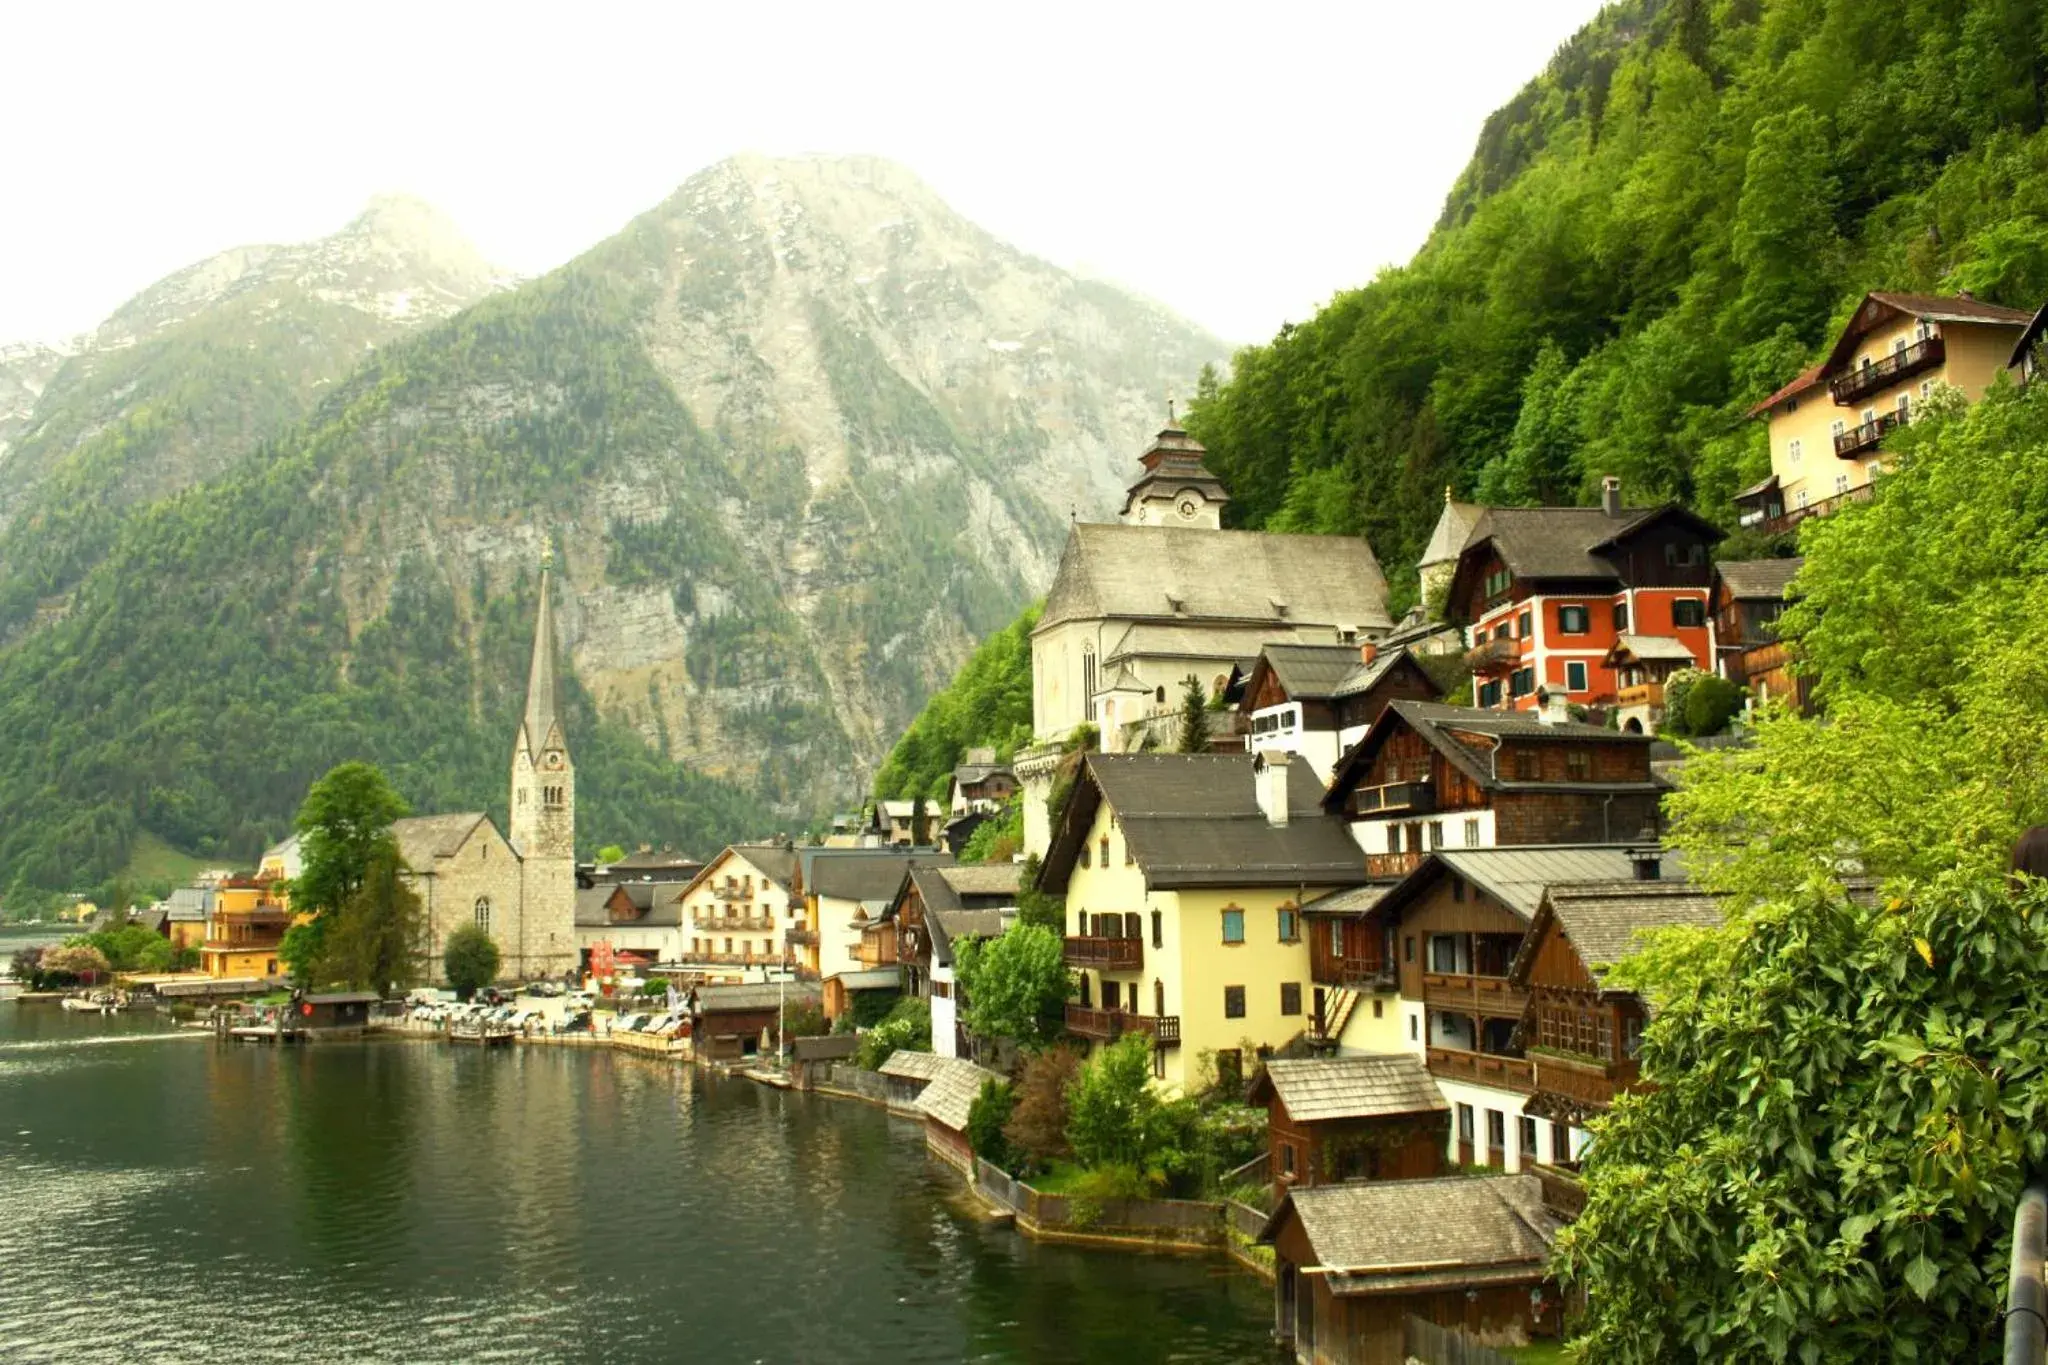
xmin=124 ymin=831 xmax=211 ymax=888
xmin=1506 ymin=1342 xmax=1571 ymax=1363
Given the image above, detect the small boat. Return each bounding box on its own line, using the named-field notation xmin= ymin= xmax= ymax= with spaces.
xmin=60 ymin=991 xmax=121 ymax=1014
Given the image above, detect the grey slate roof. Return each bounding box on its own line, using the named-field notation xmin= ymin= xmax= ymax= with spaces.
xmin=728 ymin=843 xmax=799 ymax=891
xmin=879 ymin=1050 xmax=948 ymax=1081
xmin=937 ymin=864 xmax=1022 ymax=899
xmin=1715 ymin=558 xmax=1803 ymax=601
xmin=929 ymin=909 xmax=1009 ymax=967
xmin=1520 ymin=880 xmax=1724 ymax=984
xmin=915 ymin=1056 xmax=1007 ymax=1131
xmin=1420 ymin=498 xmax=1484 ymax=569
xmin=391 ymin=813 xmax=490 ymax=869
xmin=1044 ymin=753 xmax=1365 ymax=892
xmin=1121 ymin=423 xmax=1232 ymax=516
xmin=165 ymin=887 xmax=212 ymax=921
xmin=813 ymin=850 xmax=952 ymax=902
xmin=1038 ymin=523 xmax=1392 ymax=633
xmin=825 ymin=967 xmax=903 ymax=991
xmin=1301 ymin=884 xmax=1392 ymax=916
xmin=1264 ymin=1175 xmax=1559 ymax=1295
xmin=1251 ymin=1055 xmax=1446 ymax=1122
xmin=1327 ymin=700 xmax=1658 ymax=808
xmin=1427 ymin=846 xmax=1684 ymax=920
xmin=693 ymin=982 xmax=820 ymax=1013
xmin=573 ymin=887 xmax=615 ymax=927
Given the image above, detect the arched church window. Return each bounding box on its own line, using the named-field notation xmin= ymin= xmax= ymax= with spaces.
xmin=475 ymin=897 xmax=492 ymax=933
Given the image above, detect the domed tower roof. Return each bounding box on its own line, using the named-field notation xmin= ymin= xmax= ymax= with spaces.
xmin=1120 ymin=419 xmax=1230 ymax=521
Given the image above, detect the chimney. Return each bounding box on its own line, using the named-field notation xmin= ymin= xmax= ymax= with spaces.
xmin=1536 ymin=687 xmax=1571 ymax=726
xmin=1255 ymin=752 xmax=1291 ymax=828
xmin=1601 ymin=475 xmax=1622 ymax=518
xmin=1360 ymin=640 xmax=1379 ymax=666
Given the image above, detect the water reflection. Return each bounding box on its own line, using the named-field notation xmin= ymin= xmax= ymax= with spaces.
xmin=0 ymin=1004 xmax=1273 ymax=1364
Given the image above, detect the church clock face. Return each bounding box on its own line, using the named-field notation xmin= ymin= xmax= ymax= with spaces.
xmin=545 ymin=752 xmax=564 ymax=771
xmin=1176 ymin=494 xmax=1201 ymax=521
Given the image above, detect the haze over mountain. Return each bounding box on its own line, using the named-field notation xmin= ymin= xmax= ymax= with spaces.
xmin=0 ymin=155 xmax=1224 ymax=894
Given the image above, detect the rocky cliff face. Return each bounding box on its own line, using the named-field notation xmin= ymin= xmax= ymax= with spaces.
xmin=0 ymin=156 xmax=1225 ymax=887
xmin=0 ymin=341 xmax=70 ymax=464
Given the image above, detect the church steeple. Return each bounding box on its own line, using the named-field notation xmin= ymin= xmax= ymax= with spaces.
xmin=510 ymin=537 xmax=574 ymax=865
xmin=520 ymin=539 xmax=560 ymax=760
xmin=1119 ymin=414 xmax=1230 ymax=528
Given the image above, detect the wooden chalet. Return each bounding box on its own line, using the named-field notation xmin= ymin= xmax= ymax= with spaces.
xmin=1260 ymin=1175 xmax=1563 ymax=1365
xmin=1711 ymin=558 xmax=1807 ymax=712
xmin=1238 ymin=642 xmax=1442 ymax=783
xmin=1248 ymin=1055 xmax=1446 ymax=1196
xmin=689 ymin=982 xmax=819 ymax=1062
xmin=878 ymin=1048 xmax=947 ymax=1112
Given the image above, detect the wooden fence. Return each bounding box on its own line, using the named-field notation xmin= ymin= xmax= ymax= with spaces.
xmin=1402 ymin=1315 xmax=1524 ymax=1365
xmin=970 ymin=1158 xmax=1225 ymax=1247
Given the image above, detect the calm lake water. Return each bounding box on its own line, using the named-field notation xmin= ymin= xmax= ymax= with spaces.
xmin=0 ymin=1002 xmax=1275 ymax=1363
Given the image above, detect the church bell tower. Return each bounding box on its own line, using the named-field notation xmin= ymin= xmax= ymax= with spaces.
xmin=1119 ymin=411 xmax=1230 ymax=529
xmin=509 ymin=539 xmax=577 ymax=977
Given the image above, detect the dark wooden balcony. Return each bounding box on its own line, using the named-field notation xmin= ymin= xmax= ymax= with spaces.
xmin=1464 ymin=636 xmax=1519 ymax=676
xmin=1065 ymin=1004 xmax=1181 ymax=1047
xmin=1426 ymin=1046 xmax=1535 ymax=1094
xmin=783 ymin=927 xmax=817 ymax=947
xmin=1829 ymin=336 xmax=1943 ymax=405
xmin=1531 ymin=1048 xmax=1641 ymax=1111
xmin=1531 ymin=1163 xmax=1586 ymax=1220
xmin=1833 ymin=409 xmax=1906 ymax=458
xmin=1350 ymin=780 xmax=1435 ymax=817
xmin=1364 ymin=850 xmax=1425 ymax=881
xmin=1423 ymin=972 xmax=1529 ymax=1020
xmin=1064 ymin=935 xmax=1142 ymax=970
xmin=1755 ymin=480 xmax=1875 ymax=537
xmin=1311 ymin=953 xmax=1396 ymax=991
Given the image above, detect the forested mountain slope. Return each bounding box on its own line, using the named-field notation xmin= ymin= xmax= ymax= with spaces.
xmin=0 ymin=157 xmax=1222 ymax=898
xmin=1187 ymin=0 xmax=2048 ymax=609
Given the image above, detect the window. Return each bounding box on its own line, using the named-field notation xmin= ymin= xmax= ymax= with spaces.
xmin=1565 ymin=660 xmax=1588 ymax=692
xmin=1558 ymin=604 xmax=1589 ymax=634
xmin=1516 ymin=609 xmax=1533 ymax=639
xmin=1404 ymin=935 xmax=1415 ymax=963
xmin=1552 ymin=1122 xmax=1572 ymax=1164
xmin=1280 ymin=983 xmax=1302 ymax=1016
xmin=474 ymin=897 xmax=492 ymax=933
xmin=1672 ymin=599 xmax=1706 ymax=628
xmin=1486 ymin=1109 xmax=1506 ymax=1157
xmin=1328 ymin=920 xmax=1343 ymax=955
xmin=1896 ymin=392 xmax=1911 ymax=416
xmin=1513 ymin=750 xmax=1539 ymax=781
xmin=1796 ymin=488 xmax=1809 ymax=509
xmin=1221 ymin=909 xmax=1245 ymax=944
xmin=1464 ymin=818 xmax=1481 ymax=847
xmin=1154 ymin=685 xmax=1165 ymax=704
xmin=1223 ymin=985 xmax=1246 ymax=1019
xmin=1835 ymin=473 xmax=1850 ymax=494
xmin=1831 ymin=419 xmax=1846 ymax=440
xmin=1280 ymin=1144 xmax=1296 ymax=1178
xmin=1409 ymin=1014 xmax=1419 ymax=1041
xmin=1451 ymin=877 xmax=1465 ymax=903
xmin=1430 ymin=935 xmax=1459 ymax=972
xmin=1102 ymin=980 xmax=1120 ymax=1012
xmin=1861 ymin=406 xmax=1876 ymax=426
xmin=1082 ymin=648 xmax=1097 ymax=720
xmin=1494 ymin=623 xmax=1513 ymax=642
xmin=1787 ymin=438 xmax=1802 ymax=465
xmin=1457 ymin=1104 xmax=1475 ymax=1145
xmin=1483 ymin=567 xmax=1511 ymax=599
xmin=1080 ymin=844 xmax=1091 ymax=869
xmin=1510 ymin=666 xmax=1536 ymax=697
xmin=1613 ymin=601 xmax=1629 ymax=633
xmin=1566 ymin=749 xmax=1591 ymax=781
xmin=724 ymin=938 xmax=733 ymax=953
xmin=1099 ymin=836 xmax=1110 ymax=866
xmin=1428 ymin=820 xmax=1443 ymax=849
xmin=1921 ymin=379 xmax=1934 ymax=400
xmin=1373 ymin=1000 xmax=1384 ymax=1019
xmin=1155 ymin=980 xmax=1166 ymax=1016
xmin=1277 ymin=908 xmax=1300 ymax=942
xmin=1785 ymin=396 xmax=1799 ymax=413
xmin=1477 ymin=680 xmax=1502 ymax=708
xmin=1151 ymin=910 xmax=1163 ymax=949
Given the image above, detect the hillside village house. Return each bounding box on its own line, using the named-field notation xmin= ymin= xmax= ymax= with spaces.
xmin=674 ymin=843 xmax=802 ymax=983
xmin=1444 ymin=480 xmax=1723 ymax=718
xmin=1237 ymin=644 xmax=1442 ymax=784
xmin=1736 ymin=291 xmax=2035 ymax=534
xmin=1321 ymin=701 xmax=1663 ymax=870
xmin=1038 ymin=752 xmax=1376 ymax=1093
xmin=1019 ymin=420 xmax=1394 ymax=856
xmin=199 ymin=876 xmax=293 ymax=981
xmin=1711 ymin=557 xmax=1806 ymax=710
xmin=946 ymin=750 xmax=1018 ymax=815
xmin=574 ymin=880 xmax=689 ymax=971
xmin=800 ymin=848 xmax=949 ymax=1020
xmin=387 ymin=552 xmax=578 ymax=983
xmin=886 ymin=862 xmax=1019 ymax=1058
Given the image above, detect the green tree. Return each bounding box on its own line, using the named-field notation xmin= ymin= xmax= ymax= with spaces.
xmin=966 ymin=1078 xmax=1019 ymax=1171
xmin=442 ymin=923 xmax=500 ymax=999
xmin=1066 ymin=1034 xmax=1167 ymax=1171
xmin=323 ymin=846 xmax=424 ymax=993
xmin=595 ymin=844 xmax=626 ymax=865
xmin=954 ymin=923 xmax=1072 ymax=1051
xmin=1003 ymin=1044 xmax=1081 ymax=1176
xmin=1476 ymin=339 xmax=1582 ymax=504
xmin=1175 ymin=675 xmax=1207 ymax=754
xmin=293 ymin=762 xmax=411 ymax=916
xmin=1730 ymin=106 xmax=1841 ymax=341
xmin=1015 ymin=854 xmax=1065 ymax=933
xmin=854 ymin=994 xmax=932 ymax=1069
xmin=958 ymin=801 xmax=1021 ymax=865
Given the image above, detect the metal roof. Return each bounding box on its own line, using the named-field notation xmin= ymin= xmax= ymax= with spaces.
xmin=1416 ymin=846 xmax=1684 ymax=920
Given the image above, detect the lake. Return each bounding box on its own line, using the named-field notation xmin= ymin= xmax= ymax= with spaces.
xmin=0 ymin=1001 xmax=1275 ymax=1363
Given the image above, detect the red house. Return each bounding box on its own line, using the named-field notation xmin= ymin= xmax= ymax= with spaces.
xmin=1446 ymin=478 xmax=1723 ymax=715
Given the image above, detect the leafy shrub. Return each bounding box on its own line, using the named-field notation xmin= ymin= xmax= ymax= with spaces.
xmin=854 ymin=995 xmax=931 ymax=1070
xmin=442 ymin=923 xmax=500 ymax=999
xmin=966 ymin=1079 xmax=1018 ymax=1171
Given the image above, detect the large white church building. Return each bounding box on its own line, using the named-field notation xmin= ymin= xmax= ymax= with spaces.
xmin=392 ymin=551 xmax=579 ymax=982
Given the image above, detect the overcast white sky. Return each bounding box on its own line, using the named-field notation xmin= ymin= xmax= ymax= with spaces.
xmin=1 ymin=0 xmax=1606 ymax=347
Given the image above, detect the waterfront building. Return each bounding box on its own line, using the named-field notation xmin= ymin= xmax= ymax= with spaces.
xmin=1736 ymin=291 xmax=2035 ymax=535
xmin=1260 ymin=1175 xmax=1563 ymax=1363
xmin=879 ymin=1049 xmax=947 ymax=1110
xmin=573 ymin=880 xmax=690 ymax=969
xmin=388 ymin=552 xmax=579 ymax=982
xmin=797 ymin=847 xmax=949 ymax=1019
xmin=688 ymin=981 xmax=819 ymax=1062
xmin=1237 ymin=643 xmax=1441 ymax=784
xmin=164 ymin=886 xmax=211 ymax=954
xmin=675 ymin=843 xmax=802 ymax=983
xmin=1247 ymin=1055 xmax=1447 ymax=1198
xmin=914 ymin=1055 xmax=1007 ymax=1173
xmin=887 ymin=862 xmax=1019 ymax=1058
xmin=1443 ymin=479 xmax=1723 ymax=716
xmin=1711 ymin=557 xmax=1806 ymax=710
xmin=1037 ymin=752 xmax=1371 ymax=1094
xmin=199 ymin=876 xmax=291 ymax=980
xmin=1019 ymin=420 xmax=1394 ymax=856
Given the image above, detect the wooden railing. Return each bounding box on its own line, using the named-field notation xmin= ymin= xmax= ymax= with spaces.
xmin=1617 ymin=682 xmax=1664 ymax=709
xmin=1464 ymin=636 xmax=1519 ymax=675
xmin=783 ymin=927 xmax=817 ymax=946
xmin=1312 ymin=954 xmax=1395 ymax=990
xmin=1829 ymin=335 xmax=1943 ymax=405
xmin=1531 ymin=1049 xmax=1641 ymax=1110
xmin=709 ymin=883 xmax=755 ymax=901
xmin=1364 ymin=850 xmax=1425 ymax=880
xmin=1065 ymin=1004 xmax=1181 ymax=1046
xmin=1064 ymin=935 xmax=1142 ymax=970
xmin=694 ymin=914 xmax=773 ymax=931
xmin=1757 ymin=480 xmax=1875 ymax=537
xmin=1351 ymin=780 xmax=1435 ymax=816
xmin=1422 ymin=972 xmax=1529 ymax=1019
xmin=1833 ymin=408 xmax=1906 ymax=458
xmin=1426 ymin=1046 xmax=1536 ymax=1093
xmin=1531 ymin=1163 xmax=1587 ymax=1220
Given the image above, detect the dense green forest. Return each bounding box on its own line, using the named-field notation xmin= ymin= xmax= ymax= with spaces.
xmin=1188 ymin=0 xmax=2048 ymax=608
xmin=872 ymin=605 xmax=1039 ymax=799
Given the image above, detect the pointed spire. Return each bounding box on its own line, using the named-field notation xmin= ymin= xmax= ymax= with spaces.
xmin=523 ymin=539 xmax=559 ymax=760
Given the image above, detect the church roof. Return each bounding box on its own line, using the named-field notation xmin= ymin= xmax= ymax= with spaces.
xmin=391 ymin=813 xmax=492 ymax=870
xmin=1120 ymin=423 xmax=1231 ymax=516
xmin=1038 ymin=524 xmax=1392 ymax=634
xmin=520 ymin=564 xmax=562 ymax=761
xmin=1420 ymin=496 xmax=1483 ymax=569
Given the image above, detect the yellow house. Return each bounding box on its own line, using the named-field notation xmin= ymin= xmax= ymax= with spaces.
xmin=200 ymin=876 xmax=293 ymax=980
xmin=1739 ymin=291 xmax=2034 ymax=531
xmin=1039 ymin=752 xmax=1385 ymax=1094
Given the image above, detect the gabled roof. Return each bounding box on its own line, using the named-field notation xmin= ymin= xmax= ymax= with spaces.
xmin=1040 ymin=753 xmax=1365 ymax=893
xmin=1259 ymin=1176 xmax=1559 ymax=1296
xmin=391 ymin=813 xmax=492 ymax=870
xmin=915 ymin=1056 xmax=1007 ymax=1131
xmin=929 ymin=909 xmax=1009 ymax=968
xmin=1823 ymin=291 xmax=2034 ymax=374
xmin=1325 ymin=700 xmax=1657 ymax=810
xmin=1746 ymin=363 xmax=1826 ymax=418
xmin=573 ymin=886 xmax=616 ymax=927
xmin=1248 ymin=1055 xmax=1447 ymax=1122
xmin=683 ymin=843 xmax=800 ymax=901
xmin=694 ymin=982 xmax=820 ymax=1013
xmin=1038 ymin=523 xmax=1392 ymax=634
xmin=1451 ymin=503 xmax=1724 ymax=596
xmin=879 ymin=1050 xmax=948 ymax=1081
xmin=1420 ymin=495 xmax=1484 ymax=569
xmin=1373 ymin=846 xmax=1685 ymax=923
xmin=605 ymin=848 xmax=706 ymax=874
xmin=1508 ymin=879 xmax=1724 ymax=989
xmin=937 ymin=864 xmax=1022 ymax=899
xmin=2012 ymin=301 xmax=2048 ymax=368
xmin=813 ymin=850 xmax=952 ymax=902
xmin=1243 ymin=644 xmax=1439 ymax=709
xmin=1714 ymin=558 xmax=1803 ymax=602
xmin=824 ymin=967 xmax=903 ymax=991
xmin=1301 ymin=884 xmax=1392 ymax=916
xmin=1605 ymin=633 xmax=1698 ymax=666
